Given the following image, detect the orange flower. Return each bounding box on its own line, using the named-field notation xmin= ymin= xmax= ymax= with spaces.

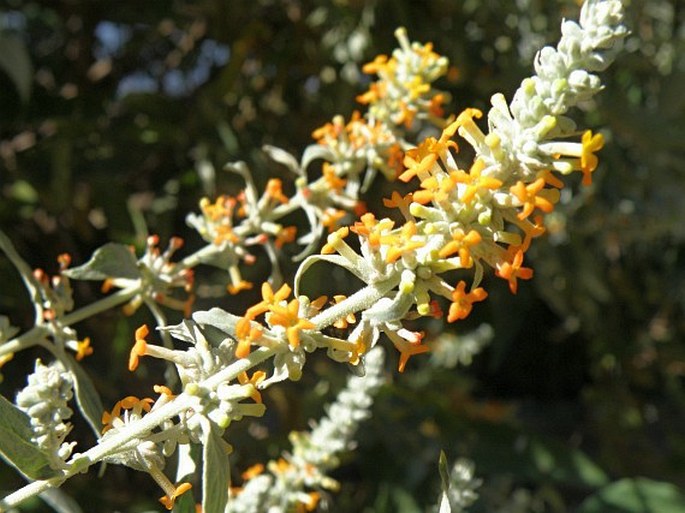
xmin=129 ymin=325 xmax=149 ymax=372
xmin=235 ymin=317 xmax=264 ymax=359
xmin=351 ymin=213 xmax=394 ymax=248
xmin=448 ymin=281 xmax=488 ymax=322
xmin=381 ymin=221 xmax=424 ymax=263
xmin=265 ymin=178 xmax=289 ymax=204
xmin=228 ymin=279 xmax=254 ymax=295
xmin=268 ymin=299 xmax=316 ymax=349
xmin=238 ymin=370 xmax=267 ymax=403
xmin=241 ymin=463 xmax=265 ymax=481
xmin=455 ymin=158 xmax=503 ymax=205
xmin=159 ymin=482 xmax=193 ymax=511
xmin=509 ymin=177 xmax=560 ymax=220
xmin=438 ymin=229 xmax=482 ymax=267
xmin=275 ymin=226 xmax=297 ymax=249
xmin=495 ymin=249 xmax=534 ymax=294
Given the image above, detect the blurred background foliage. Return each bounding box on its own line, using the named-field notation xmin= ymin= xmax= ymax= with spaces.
xmin=1 ymin=0 xmax=684 ymax=511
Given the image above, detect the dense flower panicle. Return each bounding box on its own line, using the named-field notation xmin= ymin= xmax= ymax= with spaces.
xmin=298 ymin=0 xmax=626 ymax=372
xmin=357 ymin=27 xmax=449 ymax=128
xmin=0 ymin=4 xmax=628 ymax=511
xmin=228 ymin=347 xmax=386 ymax=513
xmin=16 ymin=359 xmax=76 ymax=469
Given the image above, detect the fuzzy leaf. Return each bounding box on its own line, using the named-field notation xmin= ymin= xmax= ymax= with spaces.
xmin=0 ymin=394 xmax=55 ymax=480
xmin=63 ymin=243 xmax=139 ymax=281
xmin=202 ymin=422 xmax=231 ymax=513
xmin=294 ymin=254 xmax=368 ymax=297
xmin=63 ymin=354 xmax=104 ymax=438
xmin=262 ymin=145 xmax=301 ymax=176
xmin=300 ymin=144 xmax=335 ymax=171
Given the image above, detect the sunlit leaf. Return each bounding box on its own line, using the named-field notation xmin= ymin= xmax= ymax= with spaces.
xmin=63 ymin=243 xmax=140 ymax=281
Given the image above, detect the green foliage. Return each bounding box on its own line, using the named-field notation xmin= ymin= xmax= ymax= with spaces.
xmin=578 ymin=478 xmax=685 ymax=513
xmin=63 ymin=243 xmax=140 ymax=281
xmin=0 ymin=394 xmax=54 ymax=480
xmin=202 ymin=423 xmax=232 ymax=513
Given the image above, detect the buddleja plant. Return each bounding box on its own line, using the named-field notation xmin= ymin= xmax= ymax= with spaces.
xmin=0 ymin=1 xmax=626 ymax=511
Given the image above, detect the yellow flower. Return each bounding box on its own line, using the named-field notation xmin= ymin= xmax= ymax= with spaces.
xmin=238 ymin=370 xmax=267 ymax=403
xmin=509 ymin=177 xmax=560 ymax=220
xmin=381 ymin=221 xmax=425 ymax=263
xmin=455 ymin=158 xmax=503 ymax=205
xmin=75 ymin=337 xmax=94 ymax=361
xmin=268 ymin=298 xmax=316 ymax=349
xmin=580 ymin=129 xmax=604 ymax=185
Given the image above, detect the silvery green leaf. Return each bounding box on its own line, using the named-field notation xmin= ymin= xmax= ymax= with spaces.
xmin=262 ymin=145 xmax=302 ymax=176
xmin=63 ymin=243 xmax=140 ymax=281
xmin=301 ymin=144 xmax=335 ymax=171
xmin=63 ymin=354 xmax=103 ymax=438
xmin=202 ymin=421 xmax=231 ymax=513
xmin=193 ymin=308 xmax=241 ymax=335
xmin=294 ymin=254 xmax=368 ymax=297
xmin=0 ymin=394 xmax=54 ymax=480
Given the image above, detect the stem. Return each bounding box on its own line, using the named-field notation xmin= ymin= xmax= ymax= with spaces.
xmin=0 ymin=396 xmax=191 ymax=512
xmin=0 ymin=326 xmax=50 ymax=357
xmin=310 ymin=276 xmax=400 ymax=330
xmin=61 ymin=286 xmax=141 ymax=326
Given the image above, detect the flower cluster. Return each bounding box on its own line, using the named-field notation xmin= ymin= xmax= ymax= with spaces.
xmin=99 ymin=235 xmax=195 ymax=317
xmin=185 ymin=28 xmax=450 ymax=295
xmin=0 ymin=2 xmax=628 ymax=511
xmin=290 ymin=0 xmax=627 ymax=373
xmin=357 ymin=27 xmax=450 ymax=129
xmin=15 ymin=359 xmax=76 ymax=470
xmin=228 ymin=346 xmax=386 ymax=513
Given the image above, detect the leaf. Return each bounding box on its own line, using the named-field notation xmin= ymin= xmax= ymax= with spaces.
xmin=262 ymin=145 xmax=301 ymax=176
xmin=63 ymin=243 xmax=140 ymax=281
xmin=172 ymin=485 xmax=196 ymax=513
xmin=0 ymin=394 xmax=54 ymax=480
xmin=202 ymin=422 xmax=231 ymax=513
xmin=438 ymin=451 xmax=452 ymax=513
xmin=469 ymin=422 xmax=608 ymax=488
xmin=577 ymin=478 xmax=685 ymax=513
xmin=294 ymin=254 xmax=368 ymax=296
xmin=300 ymin=144 xmax=335 ymax=172
xmin=0 ymin=31 xmax=33 ymax=102
xmin=63 ymin=354 xmax=104 ymax=438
